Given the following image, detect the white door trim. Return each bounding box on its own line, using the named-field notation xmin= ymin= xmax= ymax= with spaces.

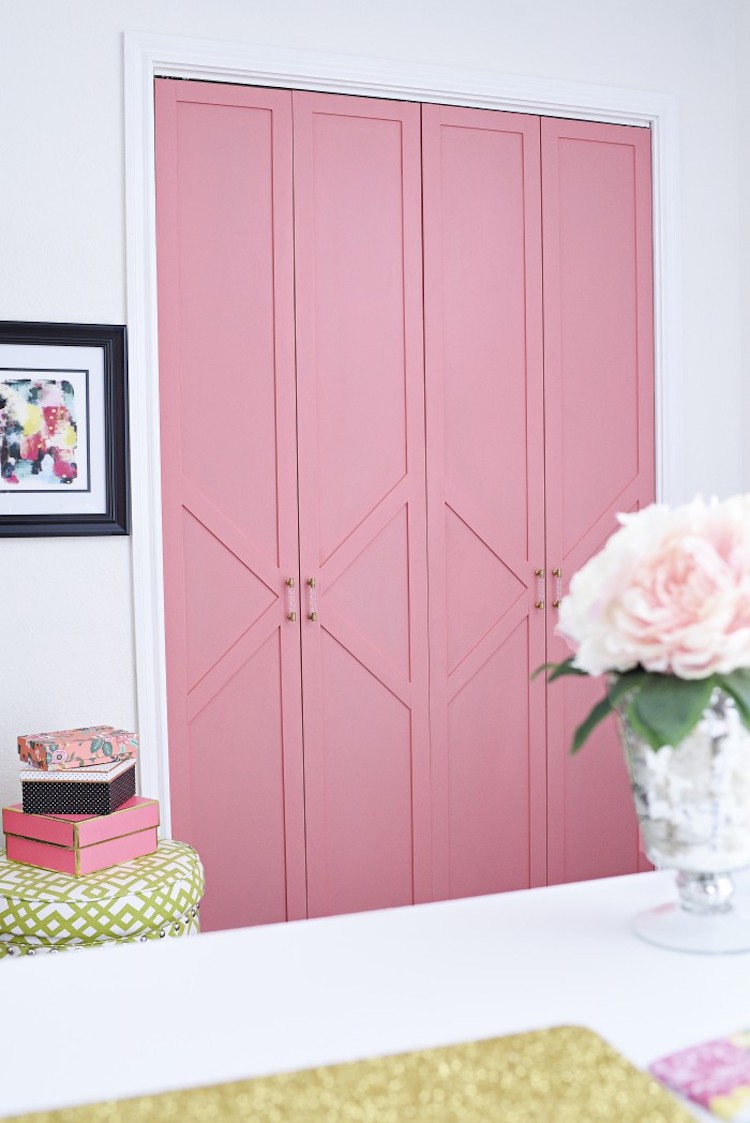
xmin=123 ymin=31 xmax=683 ymax=832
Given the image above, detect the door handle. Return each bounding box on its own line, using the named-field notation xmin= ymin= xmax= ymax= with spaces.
xmin=285 ymin=577 xmax=297 ymax=623
xmin=552 ymin=568 xmax=563 ymax=609
xmin=306 ymin=577 xmax=318 ymax=623
xmin=534 ymin=567 xmax=545 ymax=609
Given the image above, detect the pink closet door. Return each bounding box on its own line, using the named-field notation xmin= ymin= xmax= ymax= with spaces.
xmin=422 ymin=105 xmax=547 ymax=900
xmin=542 ymin=118 xmax=655 ymax=884
xmin=155 ymin=80 xmax=306 ymax=931
xmin=292 ymin=92 xmax=431 ymax=917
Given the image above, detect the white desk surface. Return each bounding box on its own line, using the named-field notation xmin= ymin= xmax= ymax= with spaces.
xmin=2 ymin=869 xmax=746 ymax=1120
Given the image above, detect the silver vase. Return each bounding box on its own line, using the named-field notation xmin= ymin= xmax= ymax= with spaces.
xmin=619 ymin=689 xmax=750 ymax=953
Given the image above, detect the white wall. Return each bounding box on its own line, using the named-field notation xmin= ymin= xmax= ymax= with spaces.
xmin=738 ymin=0 xmax=750 ymax=494
xmin=0 ymin=0 xmax=745 ymax=813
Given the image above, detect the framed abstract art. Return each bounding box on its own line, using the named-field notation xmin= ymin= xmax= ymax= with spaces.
xmin=0 ymin=322 xmax=129 ymax=535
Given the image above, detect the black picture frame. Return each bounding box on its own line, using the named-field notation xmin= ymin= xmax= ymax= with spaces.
xmin=0 ymin=322 xmax=129 ymax=536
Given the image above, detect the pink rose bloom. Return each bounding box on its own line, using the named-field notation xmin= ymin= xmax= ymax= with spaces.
xmin=557 ymin=496 xmax=750 ymax=679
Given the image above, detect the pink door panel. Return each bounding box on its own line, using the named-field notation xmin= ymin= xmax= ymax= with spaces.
xmin=541 ymin=118 xmax=655 ymax=884
xmin=155 ymin=80 xmax=306 ymax=931
xmin=155 ymin=81 xmax=657 ymax=925
xmin=422 ymin=104 xmax=547 ymax=900
xmin=292 ymin=92 xmax=431 ymax=917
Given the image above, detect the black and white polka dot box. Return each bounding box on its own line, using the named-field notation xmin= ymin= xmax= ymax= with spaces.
xmin=19 ymin=758 xmax=137 ymax=816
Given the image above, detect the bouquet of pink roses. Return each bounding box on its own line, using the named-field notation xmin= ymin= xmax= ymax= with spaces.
xmin=543 ymin=495 xmax=750 ymax=752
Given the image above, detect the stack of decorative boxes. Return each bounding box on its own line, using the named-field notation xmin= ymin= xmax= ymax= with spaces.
xmin=2 ymin=726 xmax=159 ymax=876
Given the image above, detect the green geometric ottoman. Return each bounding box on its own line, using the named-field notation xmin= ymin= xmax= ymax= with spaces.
xmin=0 ymin=839 xmax=204 ymax=957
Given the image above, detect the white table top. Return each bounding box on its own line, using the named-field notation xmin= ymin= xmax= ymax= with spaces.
xmin=2 ymin=869 xmax=746 ymax=1120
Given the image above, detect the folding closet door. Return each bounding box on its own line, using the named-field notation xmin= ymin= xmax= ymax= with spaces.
xmin=422 ymin=105 xmax=548 ymax=900
xmin=155 ymin=80 xmax=306 ymax=932
xmin=155 ymin=82 xmax=656 ymax=929
xmin=292 ymin=92 xmax=432 ymax=918
xmin=541 ymin=118 xmax=655 ymax=884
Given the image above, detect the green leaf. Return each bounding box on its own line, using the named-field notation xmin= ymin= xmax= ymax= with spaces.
xmin=571 ymin=694 xmax=615 ymax=754
xmin=627 ymin=674 xmax=715 ymax=750
xmin=530 ymin=662 xmax=553 ymax=680
xmin=623 ymin=701 xmax=663 ymax=750
xmin=606 ymin=669 xmax=650 ymax=707
xmin=531 ymin=657 xmax=588 ymax=683
xmin=715 ymin=668 xmax=750 ymax=733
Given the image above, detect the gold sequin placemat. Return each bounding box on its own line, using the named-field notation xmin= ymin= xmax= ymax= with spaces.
xmin=3 ymin=1025 xmax=692 ymax=1123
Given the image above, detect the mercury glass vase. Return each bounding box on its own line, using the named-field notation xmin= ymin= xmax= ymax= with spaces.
xmin=619 ymin=688 xmax=750 ymax=954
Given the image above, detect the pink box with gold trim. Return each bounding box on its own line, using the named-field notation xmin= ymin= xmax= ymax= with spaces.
xmin=5 ymin=829 xmax=158 ymax=877
xmin=3 ymin=796 xmax=159 ymax=847
xmin=2 ymin=797 xmax=160 ymax=877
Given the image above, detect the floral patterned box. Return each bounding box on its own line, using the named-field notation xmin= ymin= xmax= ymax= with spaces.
xmin=17 ymin=726 xmax=139 ymax=771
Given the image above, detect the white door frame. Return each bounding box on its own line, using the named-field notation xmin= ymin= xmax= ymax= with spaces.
xmin=123 ymin=31 xmax=683 ymax=833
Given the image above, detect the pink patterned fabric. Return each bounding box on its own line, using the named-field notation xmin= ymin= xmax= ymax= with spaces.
xmin=651 ymin=1033 xmax=750 ymax=1119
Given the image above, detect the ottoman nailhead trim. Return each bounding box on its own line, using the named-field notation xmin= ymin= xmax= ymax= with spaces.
xmin=0 ymin=908 xmax=201 ymax=956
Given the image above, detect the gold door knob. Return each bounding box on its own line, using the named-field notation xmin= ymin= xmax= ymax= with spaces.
xmin=534 ymin=568 xmax=544 ymax=578
xmin=285 ymin=577 xmax=295 ymax=587
xmin=287 ymin=611 xmax=297 ymax=622
xmin=535 ymin=600 xmax=544 ymax=610
xmin=307 ymin=577 xmax=316 ymax=588
xmin=308 ymin=611 xmax=318 ymax=622
xmin=552 ymin=568 xmax=562 ymax=578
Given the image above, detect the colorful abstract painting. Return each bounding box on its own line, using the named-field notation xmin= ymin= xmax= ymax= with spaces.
xmin=0 ymin=378 xmax=79 ymax=487
xmin=0 ymin=324 xmax=127 ymax=534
